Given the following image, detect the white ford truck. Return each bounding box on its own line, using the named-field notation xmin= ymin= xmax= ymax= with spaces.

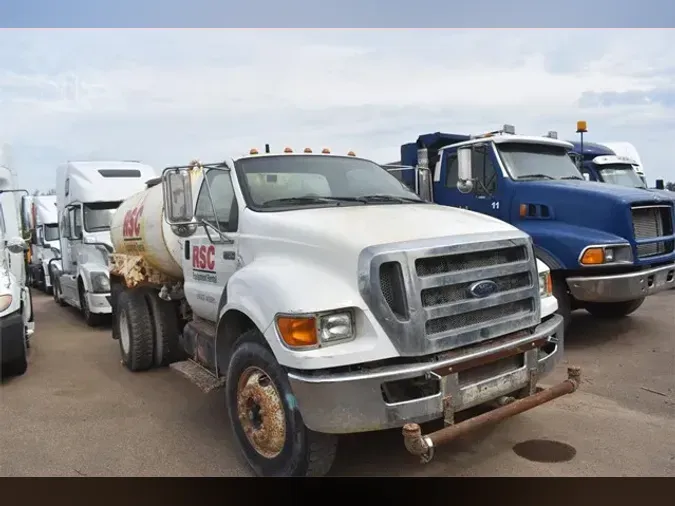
xmin=108 ymin=148 xmax=580 ymax=477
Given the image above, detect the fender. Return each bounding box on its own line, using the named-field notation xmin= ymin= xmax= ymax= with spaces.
xmin=518 ymin=220 xmax=630 ymax=270
xmin=215 ymin=257 xmax=398 ymax=370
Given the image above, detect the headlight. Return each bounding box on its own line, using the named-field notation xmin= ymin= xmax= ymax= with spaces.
xmin=90 ymin=272 xmax=111 ymax=293
xmin=0 ymin=294 xmax=13 ymax=313
xmin=539 ymin=271 xmax=553 ymax=298
xmin=579 ymin=244 xmax=633 ymax=266
xmin=276 ymin=310 xmax=355 ymax=349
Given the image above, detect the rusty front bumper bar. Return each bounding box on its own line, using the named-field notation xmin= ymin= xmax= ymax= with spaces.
xmin=402 ymin=366 xmax=581 ymax=463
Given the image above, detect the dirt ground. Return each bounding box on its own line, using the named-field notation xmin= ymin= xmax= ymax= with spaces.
xmin=1 ymin=291 xmax=674 ymax=476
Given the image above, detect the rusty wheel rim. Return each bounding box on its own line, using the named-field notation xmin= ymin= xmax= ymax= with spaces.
xmin=236 ymin=366 xmax=287 ymax=459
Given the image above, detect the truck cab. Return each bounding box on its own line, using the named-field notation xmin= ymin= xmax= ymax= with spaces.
xmin=22 ymin=194 xmax=60 ymax=294
xmin=1 ymin=166 xmax=34 ymax=377
xmin=52 ymin=160 xmax=157 ymax=326
xmin=398 ymin=126 xmax=675 ymax=328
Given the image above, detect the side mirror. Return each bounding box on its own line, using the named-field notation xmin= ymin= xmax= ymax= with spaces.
xmin=7 ymin=237 xmax=28 ymax=254
xmin=416 ymin=167 xmax=433 ymax=202
xmin=162 ymin=168 xmax=194 ymax=224
xmin=582 ymin=173 xmax=591 ymax=181
xmin=456 ymin=147 xmax=474 ymax=194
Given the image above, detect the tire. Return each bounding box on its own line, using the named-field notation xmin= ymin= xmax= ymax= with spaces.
xmin=551 ymin=273 xmax=572 ymax=331
xmin=45 ymin=285 xmax=53 ymax=296
xmin=225 ymin=328 xmax=338 ymax=477
xmin=116 ymin=289 xmax=155 ymax=372
xmin=53 ymin=280 xmax=67 ymax=307
xmin=79 ymin=282 xmax=103 ymax=327
xmin=584 ymin=298 xmax=646 ymax=319
xmin=144 ymin=290 xmax=185 ymax=367
xmin=2 ymin=329 xmax=28 ymax=378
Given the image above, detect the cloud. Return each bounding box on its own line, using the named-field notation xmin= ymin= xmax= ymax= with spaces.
xmin=1 ymin=29 xmax=675 ymax=191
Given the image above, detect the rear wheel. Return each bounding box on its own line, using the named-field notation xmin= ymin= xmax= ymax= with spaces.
xmin=144 ymin=290 xmax=185 ymax=367
xmin=584 ymin=298 xmax=646 ymax=319
xmin=225 ymin=329 xmax=338 ymax=477
xmin=116 ymin=289 xmax=154 ymax=372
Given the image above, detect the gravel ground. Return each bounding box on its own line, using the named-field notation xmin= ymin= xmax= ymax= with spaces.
xmin=1 ymin=291 xmax=673 ymax=476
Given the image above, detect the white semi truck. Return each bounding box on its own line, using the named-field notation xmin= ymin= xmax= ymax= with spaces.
xmin=52 ymin=161 xmax=157 ymax=326
xmin=22 ymin=194 xmax=60 ymax=294
xmin=108 ymin=149 xmax=580 ymax=477
xmin=1 ymin=164 xmax=34 ymax=377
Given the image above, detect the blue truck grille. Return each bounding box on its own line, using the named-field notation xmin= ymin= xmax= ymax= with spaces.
xmin=631 ymin=205 xmax=675 ymax=258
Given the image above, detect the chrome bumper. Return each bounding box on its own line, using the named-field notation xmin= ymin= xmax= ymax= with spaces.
xmin=287 ymin=315 xmax=564 ymax=434
xmin=566 ymin=262 xmax=675 ymax=303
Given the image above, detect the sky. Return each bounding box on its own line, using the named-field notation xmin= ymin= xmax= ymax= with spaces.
xmin=1 ymin=5 xmax=674 ymax=191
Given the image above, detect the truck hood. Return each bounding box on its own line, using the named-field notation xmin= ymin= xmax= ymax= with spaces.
xmin=534 ymin=180 xmax=672 ymax=204
xmin=244 ymin=203 xmax=521 ymax=257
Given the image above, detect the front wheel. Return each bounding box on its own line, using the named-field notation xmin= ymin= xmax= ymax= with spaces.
xmin=225 ymin=329 xmax=338 ymax=477
xmin=584 ymin=298 xmax=646 ymax=319
xmin=551 ymin=274 xmax=572 ymax=331
xmin=79 ymin=285 xmax=103 ymax=327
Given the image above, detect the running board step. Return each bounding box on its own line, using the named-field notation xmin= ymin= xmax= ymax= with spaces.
xmin=169 ymin=359 xmax=225 ymax=393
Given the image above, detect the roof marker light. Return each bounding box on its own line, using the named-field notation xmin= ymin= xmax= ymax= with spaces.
xmin=284 ymin=147 xmax=293 ymax=153
xmin=322 ymin=148 xmax=331 ymax=154
xmin=503 ymin=124 xmax=516 ymax=135
xmin=250 ymin=148 xmax=259 ymax=155
xmin=304 ymin=148 xmax=312 ymax=153
xmin=347 ymin=151 xmax=356 ymax=156
xmin=546 ymin=131 xmax=558 ymax=139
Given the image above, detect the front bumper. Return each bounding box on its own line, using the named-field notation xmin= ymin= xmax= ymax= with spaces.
xmin=566 ymin=262 xmax=675 ymax=303
xmin=86 ymin=292 xmax=112 ymax=314
xmin=1 ymin=310 xmax=26 ymax=365
xmin=287 ymin=314 xmax=564 ymax=434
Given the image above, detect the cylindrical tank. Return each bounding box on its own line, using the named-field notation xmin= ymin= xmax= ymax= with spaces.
xmin=110 ymin=184 xmax=184 ymax=279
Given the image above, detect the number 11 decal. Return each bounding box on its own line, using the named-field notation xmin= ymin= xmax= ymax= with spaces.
xmin=491 ymin=201 xmax=500 ymax=209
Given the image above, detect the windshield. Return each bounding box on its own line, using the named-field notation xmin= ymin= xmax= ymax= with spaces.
xmin=235 ymin=155 xmax=424 ymax=210
xmin=596 ymin=164 xmax=648 ymax=189
xmin=497 ymin=142 xmax=584 ymax=181
xmin=44 ymin=224 xmax=59 ymax=242
xmin=83 ymin=201 xmax=121 ymax=232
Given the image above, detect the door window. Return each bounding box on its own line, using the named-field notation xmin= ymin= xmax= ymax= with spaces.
xmin=472 ymin=145 xmax=498 ymax=195
xmin=194 ymin=171 xmax=237 ymax=232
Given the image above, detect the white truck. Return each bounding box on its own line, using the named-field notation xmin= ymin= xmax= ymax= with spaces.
xmin=22 ymin=194 xmax=60 ymax=295
xmin=1 ymin=165 xmax=34 ymax=377
xmin=108 ymin=149 xmax=580 ymax=477
xmin=51 ymin=161 xmax=157 ymax=326
xmin=602 ymin=142 xmax=646 ymax=186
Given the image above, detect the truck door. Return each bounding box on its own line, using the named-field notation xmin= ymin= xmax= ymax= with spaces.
xmin=183 ymin=169 xmax=239 ymax=323
xmin=435 ymin=143 xmax=505 ymax=220
xmin=60 ymin=205 xmax=82 ymax=301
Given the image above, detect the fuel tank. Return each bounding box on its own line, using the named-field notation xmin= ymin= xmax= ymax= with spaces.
xmin=109 ymin=184 xmax=183 ymax=279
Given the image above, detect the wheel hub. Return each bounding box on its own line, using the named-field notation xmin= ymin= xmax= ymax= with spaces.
xmin=236 ymin=367 xmax=287 ymax=459
xmin=119 ymin=310 xmax=130 ymax=354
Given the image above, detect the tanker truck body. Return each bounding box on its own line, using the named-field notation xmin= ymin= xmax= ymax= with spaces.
xmin=23 ymin=194 xmax=60 ymax=294
xmin=108 ymin=149 xmax=578 ymax=478
xmin=52 ymin=160 xmax=158 ymax=326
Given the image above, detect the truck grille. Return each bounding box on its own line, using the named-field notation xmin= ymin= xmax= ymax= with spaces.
xmin=360 ymin=232 xmax=540 ymax=357
xmin=631 ymin=205 xmax=674 ymax=258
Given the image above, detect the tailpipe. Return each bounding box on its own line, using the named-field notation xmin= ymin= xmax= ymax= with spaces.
xmin=402 ymin=366 xmax=581 ymax=463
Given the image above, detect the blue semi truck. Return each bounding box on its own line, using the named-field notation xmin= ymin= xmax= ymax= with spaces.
xmin=391 ymin=126 xmax=675 ymax=329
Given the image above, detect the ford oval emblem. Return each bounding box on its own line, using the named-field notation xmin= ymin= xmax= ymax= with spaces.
xmin=468 ymin=280 xmax=498 ymax=298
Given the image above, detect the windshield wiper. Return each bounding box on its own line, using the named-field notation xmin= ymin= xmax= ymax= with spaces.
xmin=560 ymin=175 xmax=584 ymax=180
xmin=516 ymin=174 xmax=555 ymax=180
xmin=261 ymin=196 xmax=361 ymax=207
xmin=354 ymin=194 xmax=424 ymax=203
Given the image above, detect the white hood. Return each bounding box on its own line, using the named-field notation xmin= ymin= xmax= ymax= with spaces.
xmin=239 ymin=204 xmax=524 ymax=286
xmin=246 ymin=203 xmax=518 ymax=253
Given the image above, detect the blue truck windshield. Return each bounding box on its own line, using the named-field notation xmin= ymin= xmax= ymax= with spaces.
xmin=596 ymin=164 xmax=647 ymax=189
xmin=497 ymin=142 xmax=584 ymax=181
